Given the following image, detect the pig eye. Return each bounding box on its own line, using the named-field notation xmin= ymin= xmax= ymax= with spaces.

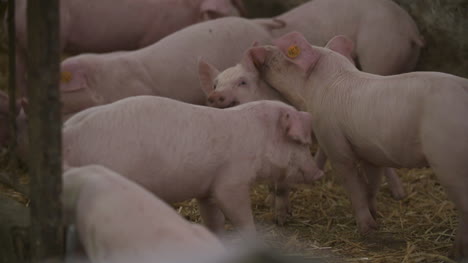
xmin=239 ymin=80 xmax=247 ymax=86
xmin=213 ymin=84 xmax=217 ymax=90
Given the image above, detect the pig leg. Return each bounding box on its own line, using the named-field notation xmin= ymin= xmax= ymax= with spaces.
xmin=362 ymin=163 xmax=385 ymax=220
xmin=433 ymin=172 xmax=468 ymax=260
xmin=65 ymin=225 xmax=88 ymax=263
xmin=273 ymin=183 xmax=291 ymax=226
xmin=383 ymin=168 xmax=406 ymax=200
xmin=265 ymin=183 xmax=291 ymax=226
xmin=314 ymin=148 xmax=328 ymax=170
xmin=452 ymin=213 xmax=468 ymax=261
xmin=264 ymin=184 xmax=275 ymax=208
xmin=318 ymin=148 xmax=405 ymax=200
xmin=422 ymin=125 xmax=468 ymax=259
xmin=333 ymin=161 xmax=378 ymax=234
xmin=319 ymin=132 xmax=377 ymax=234
xmin=427 ymin=161 xmax=468 ymax=259
xmin=197 ymin=197 xmax=226 ymax=235
xmin=214 ymin=183 xmax=256 ymax=236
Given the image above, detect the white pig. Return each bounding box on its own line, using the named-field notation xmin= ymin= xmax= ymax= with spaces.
xmin=62 ymin=164 xmax=226 ymax=263
xmin=63 ymin=96 xmax=324 ymax=236
xmin=254 ymin=0 xmax=424 ymax=75
xmin=244 ymin=32 xmax=468 ymax=260
xmin=13 ymin=0 xmax=246 ymax=94
xmin=58 ymin=17 xmax=283 ymax=118
xmin=196 ymin=47 xmax=406 ymax=224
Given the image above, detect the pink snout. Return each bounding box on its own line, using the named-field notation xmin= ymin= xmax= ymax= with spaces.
xmin=302 ymin=161 xmax=325 ymax=183
xmin=206 ymin=92 xmax=239 ymax=108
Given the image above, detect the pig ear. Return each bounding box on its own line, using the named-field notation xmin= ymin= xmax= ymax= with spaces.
xmin=230 ymin=0 xmax=247 ymax=16
xmin=280 ymin=110 xmax=313 ymax=145
xmin=198 ymin=57 xmax=220 ymax=96
xmin=325 ymin=35 xmax=355 ymax=64
xmin=60 ymin=62 xmax=88 ymax=92
xmin=240 ymin=46 xmax=267 ymax=74
xmin=200 ymin=0 xmax=239 ymax=20
xmin=273 ymin=32 xmax=320 ymax=72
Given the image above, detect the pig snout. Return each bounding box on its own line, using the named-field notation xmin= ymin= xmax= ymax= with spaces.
xmin=206 ymin=92 xmax=239 ymax=108
xmin=300 ymin=159 xmax=325 ymax=184
xmin=286 ymin=156 xmax=324 ymax=184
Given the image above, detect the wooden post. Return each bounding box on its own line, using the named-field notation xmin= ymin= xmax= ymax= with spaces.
xmin=27 ymin=0 xmax=64 ymax=262
xmin=0 ymin=2 xmax=31 ymax=263
xmin=7 ymin=0 xmax=17 ymax=159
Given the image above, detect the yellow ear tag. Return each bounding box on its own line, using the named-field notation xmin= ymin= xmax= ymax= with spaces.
xmin=287 ymin=45 xmax=301 ymax=59
xmin=61 ymin=71 xmax=73 ymax=83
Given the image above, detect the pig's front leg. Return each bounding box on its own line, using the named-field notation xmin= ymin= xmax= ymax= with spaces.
xmin=320 ymin=148 xmax=406 ymax=201
xmin=214 ymin=182 xmax=256 ymax=237
xmin=273 ymin=183 xmax=291 ymax=226
xmin=264 ymin=184 xmax=275 ymax=208
xmin=362 ymin=163 xmax=385 ymax=219
xmin=383 ymin=168 xmax=406 ymax=200
xmin=333 ymin=161 xmax=378 ymax=234
xmin=314 ymin=148 xmax=328 ymax=170
xmin=65 ymin=225 xmax=88 ymax=263
xmin=265 ymin=183 xmax=291 ymax=226
xmin=197 ymin=197 xmax=226 ymax=235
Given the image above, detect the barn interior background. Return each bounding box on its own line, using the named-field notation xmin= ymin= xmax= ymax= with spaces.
xmin=0 ymin=0 xmax=466 ymax=262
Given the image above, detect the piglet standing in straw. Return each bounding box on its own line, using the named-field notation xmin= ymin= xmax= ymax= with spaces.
xmin=241 ymin=32 xmax=468 ymax=260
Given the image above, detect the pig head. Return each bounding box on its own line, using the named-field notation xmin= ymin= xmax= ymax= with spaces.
xmin=198 ymin=55 xmax=287 ymax=108
xmin=261 ymin=104 xmax=324 ymax=184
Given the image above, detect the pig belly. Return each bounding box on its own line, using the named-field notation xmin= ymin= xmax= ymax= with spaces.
xmin=352 ymin=141 xmax=429 ymax=169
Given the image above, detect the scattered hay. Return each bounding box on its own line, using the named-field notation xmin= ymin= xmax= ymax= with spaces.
xmin=176 ymin=165 xmax=457 ymax=263
xmin=1 ymin=145 xmax=456 ymax=263
xmin=0 ymin=142 xmax=458 ymax=263
xmin=0 ymin=3 xmax=460 ymax=260
xmin=0 ymin=141 xmax=459 ymax=262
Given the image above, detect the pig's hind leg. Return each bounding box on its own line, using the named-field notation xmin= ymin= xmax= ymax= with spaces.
xmin=197 ymin=197 xmax=226 ymax=235
xmin=383 ymin=168 xmax=406 ymax=200
xmin=214 ymin=183 xmax=256 ymax=237
xmin=362 ymin=163 xmax=385 ymax=220
xmin=425 ymin=153 xmax=468 ymax=260
xmin=265 ymin=183 xmax=291 ymax=226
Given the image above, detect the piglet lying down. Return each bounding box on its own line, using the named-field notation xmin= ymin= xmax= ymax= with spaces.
xmin=62 ymin=164 xmax=225 ymax=263
xmin=244 ymin=32 xmax=468 ymax=260
xmin=63 ymin=96 xmax=324 ymax=236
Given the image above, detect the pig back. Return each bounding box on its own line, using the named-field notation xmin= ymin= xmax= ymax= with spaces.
xmin=134 ymin=17 xmax=274 ymax=105
xmin=70 ymin=165 xmax=225 ymax=263
xmin=62 ymin=96 xmax=258 ymax=202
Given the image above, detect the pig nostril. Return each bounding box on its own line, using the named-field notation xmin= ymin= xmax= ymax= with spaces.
xmin=208 ymin=98 xmax=214 ymax=104
xmin=219 ymin=97 xmax=225 ymax=102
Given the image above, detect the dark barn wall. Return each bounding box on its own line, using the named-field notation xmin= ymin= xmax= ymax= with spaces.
xmin=394 ymin=0 xmax=468 ymax=77
xmin=244 ymin=0 xmax=468 ymax=78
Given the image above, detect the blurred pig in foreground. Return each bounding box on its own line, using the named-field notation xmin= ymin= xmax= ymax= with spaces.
xmin=62 ymin=164 xmax=226 ymax=263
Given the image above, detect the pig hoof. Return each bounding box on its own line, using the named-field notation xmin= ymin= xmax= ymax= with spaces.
xmin=264 ymin=194 xmax=274 ymax=208
xmin=449 ymin=238 xmax=468 ymax=261
xmin=275 ymin=215 xmax=287 ymax=226
xmin=358 ymin=220 xmax=379 ymax=235
xmin=391 ymin=190 xmax=406 ymax=200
